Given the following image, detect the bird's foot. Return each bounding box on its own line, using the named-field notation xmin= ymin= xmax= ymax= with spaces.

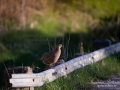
xmin=44 ymin=64 xmax=54 ymax=70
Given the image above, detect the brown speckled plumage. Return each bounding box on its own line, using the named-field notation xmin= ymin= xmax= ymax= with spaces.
xmin=39 ymin=44 xmax=62 ymax=65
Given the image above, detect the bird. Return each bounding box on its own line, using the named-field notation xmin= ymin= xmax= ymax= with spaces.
xmin=38 ymin=44 xmax=62 ymax=67
xmin=74 ymin=42 xmax=85 ymax=57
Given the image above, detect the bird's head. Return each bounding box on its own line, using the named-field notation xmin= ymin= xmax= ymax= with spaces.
xmin=58 ymin=44 xmax=62 ymax=49
xmin=55 ymin=44 xmax=62 ymax=50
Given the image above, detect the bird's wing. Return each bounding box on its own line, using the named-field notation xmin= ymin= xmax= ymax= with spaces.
xmin=40 ymin=51 xmax=54 ymax=60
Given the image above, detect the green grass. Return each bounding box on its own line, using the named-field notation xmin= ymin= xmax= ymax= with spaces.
xmin=0 ymin=28 xmax=119 ymax=89
xmin=0 ymin=27 xmax=119 ymax=89
xmin=35 ymin=53 xmax=120 ymax=90
xmin=33 ymin=16 xmax=63 ymax=37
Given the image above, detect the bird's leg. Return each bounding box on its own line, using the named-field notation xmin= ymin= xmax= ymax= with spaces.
xmin=52 ymin=63 xmax=55 ymax=67
xmin=49 ymin=64 xmax=55 ymax=69
xmin=49 ymin=64 xmax=53 ymax=67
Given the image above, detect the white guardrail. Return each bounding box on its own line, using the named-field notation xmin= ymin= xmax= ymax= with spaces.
xmin=10 ymin=42 xmax=120 ymax=88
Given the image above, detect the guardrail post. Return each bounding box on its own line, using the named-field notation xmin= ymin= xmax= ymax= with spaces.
xmin=93 ymin=39 xmax=111 ymax=66
xmin=4 ymin=66 xmax=34 ymax=90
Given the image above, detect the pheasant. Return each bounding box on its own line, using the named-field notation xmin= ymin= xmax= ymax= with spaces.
xmin=38 ymin=44 xmax=62 ymax=66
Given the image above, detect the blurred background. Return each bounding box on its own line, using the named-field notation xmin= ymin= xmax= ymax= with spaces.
xmin=0 ymin=0 xmax=120 ymax=88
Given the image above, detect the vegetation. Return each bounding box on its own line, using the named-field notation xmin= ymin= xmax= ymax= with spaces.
xmin=0 ymin=0 xmax=120 ymax=89
xmin=36 ymin=53 xmax=120 ymax=90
